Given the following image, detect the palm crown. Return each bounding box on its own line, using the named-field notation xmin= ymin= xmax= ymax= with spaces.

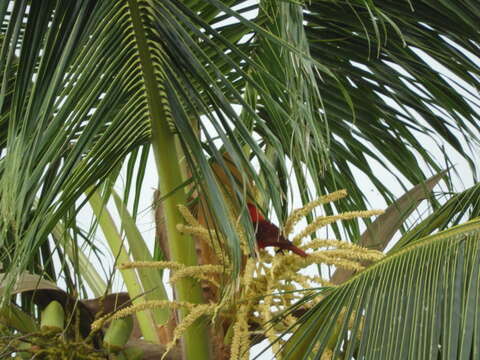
xmin=0 ymin=0 xmax=479 ymax=359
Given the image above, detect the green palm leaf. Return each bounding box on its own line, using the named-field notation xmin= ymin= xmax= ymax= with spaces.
xmin=393 ymin=181 xmax=480 ymax=251
xmin=0 ymin=1 xmax=327 ymax=355
xmin=279 ymin=219 xmax=480 ymax=359
xmin=1 ymin=0 xmax=480 ymax=357
xmin=300 ymin=0 xmax=480 ymax=238
xmin=0 ymin=0 xmax=323 ymax=290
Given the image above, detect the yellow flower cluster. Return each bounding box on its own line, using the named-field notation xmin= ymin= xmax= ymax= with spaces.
xmin=176 ymin=205 xmax=226 ymax=262
xmin=164 ymin=303 xmax=217 ymax=358
xmin=292 ymin=209 xmax=384 ymax=244
xmin=99 ymin=190 xmax=384 ymax=359
xmin=118 ymin=261 xmax=224 ymax=286
xmin=229 ymin=258 xmax=256 ymax=360
xmin=91 ymin=299 xmax=198 ymax=331
xmin=283 ymin=189 xmax=348 ymax=235
xmin=118 ymin=260 xmax=184 ymax=271
xmin=91 ymin=299 xmax=217 ymax=360
xmin=169 ymin=264 xmax=224 ymax=285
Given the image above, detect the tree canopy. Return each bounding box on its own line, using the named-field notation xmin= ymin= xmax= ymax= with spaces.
xmin=0 ymin=1 xmax=479 ymax=359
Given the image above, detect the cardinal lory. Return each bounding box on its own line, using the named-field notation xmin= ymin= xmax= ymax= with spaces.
xmin=247 ymin=203 xmax=307 ymax=257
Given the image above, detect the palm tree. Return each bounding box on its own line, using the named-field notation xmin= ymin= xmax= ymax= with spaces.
xmin=0 ymin=0 xmax=479 ymax=359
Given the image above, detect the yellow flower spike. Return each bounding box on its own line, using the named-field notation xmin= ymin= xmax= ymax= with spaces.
xmin=269 ymin=254 xmax=305 ymax=276
xmin=281 ymin=271 xmax=332 ymax=288
xmin=167 ymin=194 xmax=385 ymax=358
xmin=233 ymin=215 xmax=250 ymax=254
xmin=261 ymin=287 xmax=280 ymax=356
xmin=243 ymin=258 xmax=257 ymax=290
xmin=176 ymin=224 xmax=216 ymax=240
xmin=269 ymin=250 xmax=282 ymax=281
xmin=230 ymin=301 xmax=253 ymax=360
xmin=321 ymin=348 xmax=333 ymax=360
xmin=292 ymin=209 xmax=384 ymax=244
xmin=176 ymin=224 xmax=227 ymax=265
xmin=162 ymin=304 xmax=217 ymax=360
xmin=118 ymin=260 xmax=184 ymax=270
xmin=306 ymin=253 xmax=366 ymax=271
xmin=284 ymin=314 xmax=297 ymax=327
xmin=321 ymin=249 xmax=384 ymax=262
xmin=177 ymin=204 xmax=201 ymax=227
xmin=268 ymin=251 xmax=364 ymax=279
xmin=169 ymin=264 xmax=224 ymax=284
xmin=91 ymin=300 xmax=196 ymax=332
xmin=279 ymin=283 xmax=295 ymax=310
xmin=302 ymin=238 xmax=384 ymax=259
xmin=170 ymin=274 xmax=221 ymax=288
xmin=302 ymin=238 xmax=359 ymax=250
xmin=284 ymin=189 xmax=348 ymax=235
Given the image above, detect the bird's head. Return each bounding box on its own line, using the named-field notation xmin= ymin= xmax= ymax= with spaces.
xmin=247 ymin=203 xmax=265 ymax=222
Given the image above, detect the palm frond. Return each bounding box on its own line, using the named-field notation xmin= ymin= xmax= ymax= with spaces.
xmin=278 ymin=219 xmax=480 ymax=359
xmin=300 ymin=0 xmax=480 ymax=238
xmin=331 ymin=170 xmax=446 ymax=284
xmin=0 ymin=0 xmax=329 ymax=303
xmin=393 ymin=181 xmax=480 ymax=251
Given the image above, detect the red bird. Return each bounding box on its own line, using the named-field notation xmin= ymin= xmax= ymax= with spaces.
xmin=247 ymin=203 xmax=307 ymax=257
